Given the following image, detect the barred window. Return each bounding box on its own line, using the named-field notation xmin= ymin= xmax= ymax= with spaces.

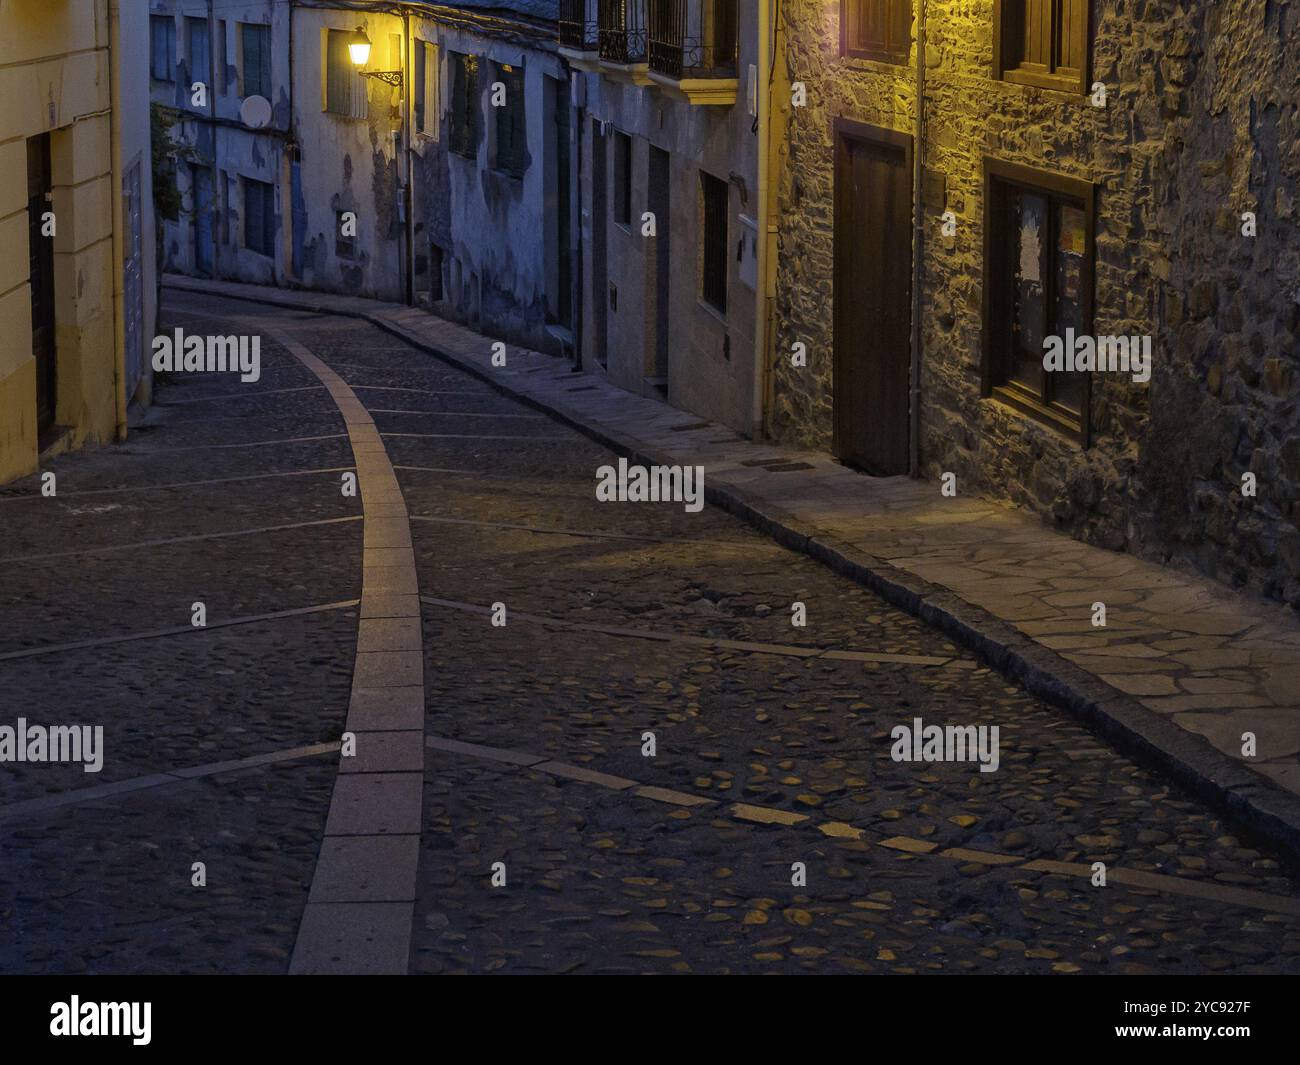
xmin=613 ymin=131 xmax=632 ymax=226
xmin=700 ymin=170 xmax=728 ymax=314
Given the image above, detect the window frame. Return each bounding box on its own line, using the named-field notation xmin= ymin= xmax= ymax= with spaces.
xmin=186 ymin=17 xmax=210 ymax=92
xmin=449 ymin=52 xmax=480 ymax=159
xmin=993 ymin=0 xmax=1091 ymax=95
xmin=324 ymin=28 xmax=368 ymax=119
xmin=982 ymin=157 xmax=1096 ymax=446
xmin=150 ymin=16 xmax=176 ymax=83
xmin=699 ymin=169 xmax=729 ymax=316
xmin=239 ymin=22 xmax=272 ymax=100
xmin=841 ymin=0 xmax=911 ymax=66
xmin=612 ymin=131 xmax=632 ymax=228
xmin=242 ymin=177 xmax=277 ymax=259
xmin=414 ymin=40 xmax=440 ymax=138
xmin=492 ymin=62 xmax=527 ymax=178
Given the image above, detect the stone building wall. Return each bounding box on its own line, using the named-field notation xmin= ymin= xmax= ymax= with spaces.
xmin=772 ymin=1 xmax=1300 ymax=609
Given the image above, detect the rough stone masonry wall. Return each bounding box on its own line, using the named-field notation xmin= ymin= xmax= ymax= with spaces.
xmin=773 ymin=1 xmax=1300 ymax=609
xmin=1145 ymin=0 xmax=1300 ymax=606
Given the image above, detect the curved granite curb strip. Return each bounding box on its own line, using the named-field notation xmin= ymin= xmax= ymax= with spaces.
xmin=245 ymin=322 xmax=425 ymax=975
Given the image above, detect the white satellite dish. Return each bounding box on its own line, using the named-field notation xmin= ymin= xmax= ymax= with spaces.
xmin=240 ymin=95 xmax=272 ymax=129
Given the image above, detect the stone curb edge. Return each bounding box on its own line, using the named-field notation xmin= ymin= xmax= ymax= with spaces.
xmin=163 ymin=278 xmax=1300 ymax=866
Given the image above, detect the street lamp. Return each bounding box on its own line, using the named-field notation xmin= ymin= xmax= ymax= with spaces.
xmin=347 ymin=27 xmax=372 ymax=66
xmin=348 ymin=26 xmax=403 ymax=87
xmin=346 ymin=21 xmax=414 ymax=307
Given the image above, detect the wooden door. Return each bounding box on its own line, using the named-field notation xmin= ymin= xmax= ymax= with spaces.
xmin=833 ymin=121 xmax=912 ymax=475
xmin=27 ymin=134 xmax=56 ymax=432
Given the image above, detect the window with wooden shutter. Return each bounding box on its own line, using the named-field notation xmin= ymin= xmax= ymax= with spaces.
xmin=450 ymin=53 xmax=480 ymax=159
xmin=240 ymin=23 xmax=271 ymax=99
xmin=151 ymin=16 xmax=176 ymax=82
xmin=324 ymin=29 xmax=368 ymax=118
xmin=243 ymin=178 xmax=276 ymax=258
xmin=843 ymin=0 xmax=911 ymax=65
xmin=700 ymin=170 xmax=728 ymax=314
xmin=994 ymin=0 xmax=1090 ymax=93
xmin=493 ymin=63 xmax=527 ymax=177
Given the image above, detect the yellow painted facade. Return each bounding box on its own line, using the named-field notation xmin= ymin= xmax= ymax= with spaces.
xmin=0 ymin=0 xmax=154 ymax=484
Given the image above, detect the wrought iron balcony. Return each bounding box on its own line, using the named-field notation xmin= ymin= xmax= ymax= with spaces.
xmin=648 ymin=0 xmax=738 ymax=80
xmin=598 ymin=0 xmax=648 ymax=65
xmin=559 ymin=0 xmax=597 ymax=52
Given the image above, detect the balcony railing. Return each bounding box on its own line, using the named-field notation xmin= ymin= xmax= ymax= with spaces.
xmin=559 ymin=0 xmax=597 ymax=51
xmin=598 ymin=0 xmax=647 ymax=65
xmin=648 ymin=0 xmax=738 ymax=79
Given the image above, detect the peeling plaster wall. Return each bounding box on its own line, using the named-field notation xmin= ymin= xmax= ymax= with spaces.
xmin=154 ymin=3 xmax=562 ymax=333
xmin=574 ymin=4 xmax=762 ymax=436
xmin=413 ymin=16 xmax=566 ymax=351
xmin=294 ymin=8 xmax=408 ymax=302
xmin=774 ymin=1 xmax=1300 ymax=608
xmin=0 ymin=0 xmax=135 ymax=481
xmin=151 ymin=1 xmax=291 ymax=289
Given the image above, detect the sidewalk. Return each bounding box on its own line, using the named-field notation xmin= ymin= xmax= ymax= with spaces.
xmin=164 ymin=275 xmax=1300 ymax=859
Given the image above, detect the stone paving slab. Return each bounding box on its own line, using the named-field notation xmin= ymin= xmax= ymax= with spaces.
xmin=162 ymin=276 xmax=1300 ymax=862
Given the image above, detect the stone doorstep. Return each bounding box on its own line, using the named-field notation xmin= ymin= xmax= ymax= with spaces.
xmin=164 ymin=277 xmax=1300 ymax=864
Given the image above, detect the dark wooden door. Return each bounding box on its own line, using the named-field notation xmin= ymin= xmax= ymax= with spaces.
xmin=554 ymin=79 xmax=573 ymax=330
xmin=590 ymin=118 xmax=608 ymax=366
xmin=647 ymin=145 xmax=670 ymax=384
xmin=833 ymin=122 xmax=912 ymax=475
xmin=27 ymin=134 xmax=56 ymax=431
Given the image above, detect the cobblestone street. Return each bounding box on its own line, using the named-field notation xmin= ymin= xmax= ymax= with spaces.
xmin=1 ymin=292 xmax=1298 ymax=975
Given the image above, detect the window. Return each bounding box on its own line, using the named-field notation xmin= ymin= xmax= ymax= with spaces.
xmin=243 ymin=177 xmax=276 ymax=258
xmin=240 ymin=23 xmax=271 ymax=99
xmin=216 ymin=21 xmax=227 ymax=93
xmin=414 ymin=41 xmax=439 ymax=137
xmin=842 ymin=0 xmax=910 ymax=64
xmin=493 ymin=64 xmax=527 ymax=177
xmin=613 ymin=131 xmax=632 ymax=226
xmin=449 ymin=53 xmax=480 ymax=158
xmin=325 ymin=28 xmax=368 ymax=118
xmin=186 ymin=18 xmax=210 ymax=91
xmin=150 ymin=16 xmax=176 ymax=82
xmin=994 ymin=0 xmax=1090 ymax=93
xmin=983 ymin=159 xmax=1094 ymax=442
xmin=430 ymin=243 xmax=445 ymax=303
xmin=700 ymin=170 xmax=728 ymax=314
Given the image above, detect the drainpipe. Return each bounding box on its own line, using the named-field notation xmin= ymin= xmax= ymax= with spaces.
xmin=573 ymin=74 xmax=585 ymax=372
xmin=404 ymin=10 xmax=415 ymax=306
xmin=751 ymin=0 xmax=772 ymax=440
xmin=909 ymin=0 xmax=926 ymax=478
xmin=108 ymin=2 xmax=128 ymax=441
